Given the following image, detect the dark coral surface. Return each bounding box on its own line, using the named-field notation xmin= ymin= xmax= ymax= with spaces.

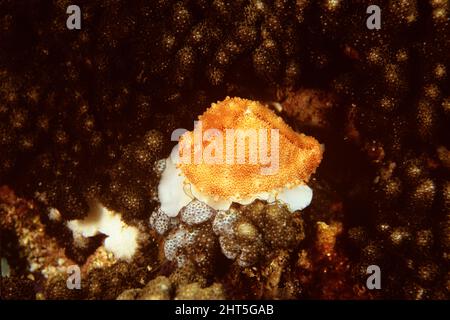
xmin=0 ymin=0 xmax=449 ymax=299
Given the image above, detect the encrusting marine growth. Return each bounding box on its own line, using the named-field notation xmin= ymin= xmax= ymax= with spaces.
xmin=158 ymin=97 xmax=324 ymax=216
xmin=153 ymin=97 xmax=323 ymax=268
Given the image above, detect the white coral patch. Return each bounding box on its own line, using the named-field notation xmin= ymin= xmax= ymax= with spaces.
xmin=276 ymin=184 xmax=313 ymax=212
xmin=157 ymin=147 xmax=192 ymax=217
xmin=67 ymin=201 xmax=139 ymax=261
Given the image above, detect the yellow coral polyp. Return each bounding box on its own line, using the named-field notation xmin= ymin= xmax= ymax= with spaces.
xmin=178 ymin=97 xmax=323 ymax=200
